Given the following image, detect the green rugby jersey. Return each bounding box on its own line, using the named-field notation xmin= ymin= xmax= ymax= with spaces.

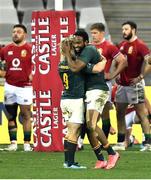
xmin=78 ymin=45 xmax=109 ymax=91
xmin=58 ymin=60 xmax=85 ymax=99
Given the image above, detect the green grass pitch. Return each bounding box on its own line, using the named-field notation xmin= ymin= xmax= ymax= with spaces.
xmin=0 ymin=144 xmax=151 ymax=179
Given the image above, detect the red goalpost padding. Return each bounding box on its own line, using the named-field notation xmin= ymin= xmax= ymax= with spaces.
xmin=31 ymin=10 xmax=76 ymax=151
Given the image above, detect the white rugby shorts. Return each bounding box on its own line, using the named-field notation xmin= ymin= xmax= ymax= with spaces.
xmin=125 ymin=111 xmax=136 ymax=129
xmin=60 ymin=98 xmax=85 ymax=124
xmin=115 ymin=80 xmax=145 ymax=104
xmin=85 ymin=89 xmax=109 ymax=114
xmin=106 ymin=80 xmax=112 ymax=103
xmin=4 ymin=82 xmax=33 ymax=105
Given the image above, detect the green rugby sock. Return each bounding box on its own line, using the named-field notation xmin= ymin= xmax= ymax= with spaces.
xmin=67 ymin=140 xmax=77 ymax=166
xmin=93 ymin=144 xmax=104 ymax=161
xmin=102 ymin=119 xmax=111 ymax=138
xmin=9 ymin=130 xmax=17 ymax=141
xmin=24 ymin=131 xmax=31 ymax=142
xmin=64 ymin=139 xmax=68 ymax=163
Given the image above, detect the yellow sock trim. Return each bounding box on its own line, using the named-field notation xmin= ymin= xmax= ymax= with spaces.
xmin=93 ymin=143 xmax=101 ymax=150
xmin=103 ymin=143 xmax=110 ymax=149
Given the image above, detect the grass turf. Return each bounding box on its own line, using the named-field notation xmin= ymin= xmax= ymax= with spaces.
xmin=0 ymin=144 xmax=151 ymax=179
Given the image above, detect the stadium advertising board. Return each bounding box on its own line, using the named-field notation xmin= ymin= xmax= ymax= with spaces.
xmin=0 ymin=86 xmax=151 ymax=145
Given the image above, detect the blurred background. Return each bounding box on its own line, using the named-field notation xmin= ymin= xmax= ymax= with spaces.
xmin=0 ymin=0 xmax=151 ymax=85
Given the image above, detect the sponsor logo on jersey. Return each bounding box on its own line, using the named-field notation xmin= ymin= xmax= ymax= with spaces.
xmin=21 ymin=50 xmax=27 ymax=57
xmin=8 ymin=51 xmax=13 ymax=55
xmin=10 ymin=58 xmax=22 ymax=71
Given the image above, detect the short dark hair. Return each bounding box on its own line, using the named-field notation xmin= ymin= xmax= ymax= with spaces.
xmin=13 ymin=24 xmax=27 ymax=33
xmin=90 ymin=23 xmax=105 ymax=32
xmin=74 ymin=29 xmax=89 ymax=42
xmin=122 ymin=21 xmax=137 ymax=31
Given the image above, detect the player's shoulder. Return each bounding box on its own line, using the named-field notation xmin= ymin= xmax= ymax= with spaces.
xmin=3 ymin=43 xmax=14 ymax=49
xmin=132 ymin=38 xmax=149 ymax=52
xmin=104 ymin=40 xmax=119 ymax=52
xmin=104 ymin=40 xmax=117 ymax=48
xmin=136 ymin=38 xmax=147 ymax=46
xmin=24 ymin=42 xmax=32 ymax=48
xmin=87 ymin=44 xmax=96 ymax=48
xmin=104 ymin=40 xmax=113 ymax=45
xmin=20 ymin=42 xmax=32 ymax=53
xmin=118 ymin=40 xmax=126 ymax=46
xmin=0 ymin=43 xmax=14 ymax=53
xmin=86 ymin=44 xmax=97 ymax=51
xmin=83 ymin=45 xmax=100 ymax=58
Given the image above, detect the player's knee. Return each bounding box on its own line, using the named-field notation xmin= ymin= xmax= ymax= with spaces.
xmin=5 ymin=104 xmax=18 ymax=120
xmin=8 ymin=124 xmax=17 ymax=130
xmin=71 ymin=127 xmax=80 ymax=138
xmin=86 ymin=122 xmax=96 ymax=132
xmin=8 ymin=119 xmax=17 ymax=130
xmin=116 ymin=111 xmax=125 ymax=120
xmin=20 ymin=111 xmax=31 ymax=121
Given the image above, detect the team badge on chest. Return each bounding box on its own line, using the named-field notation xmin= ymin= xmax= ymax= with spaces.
xmin=21 ymin=49 xmax=27 ymax=57
xmin=128 ymin=46 xmax=133 ymax=54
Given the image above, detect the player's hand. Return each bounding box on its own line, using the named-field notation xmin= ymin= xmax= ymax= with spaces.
xmin=60 ymin=39 xmax=72 ymax=56
xmin=0 ymin=60 xmax=6 ymax=71
xmin=29 ymin=73 xmax=33 ymax=82
xmin=104 ymin=72 xmax=111 ymax=80
xmin=129 ymin=75 xmax=142 ymax=85
xmin=0 ymin=70 xmax=6 ymax=77
xmin=109 ymin=126 xmax=116 ymax=135
xmin=115 ymin=76 xmax=120 ymax=84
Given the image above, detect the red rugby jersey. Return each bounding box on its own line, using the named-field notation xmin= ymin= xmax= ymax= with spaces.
xmin=0 ymin=43 xmax=32 ymax=87
xmin=92 ymin=40 xmax=120 ymax=73
xmin=118 ymin=38 xmax=150 ymax=86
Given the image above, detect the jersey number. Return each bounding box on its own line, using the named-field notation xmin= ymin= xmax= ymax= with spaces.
xmin=63 ymin=73 xmax=69 ymax=89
